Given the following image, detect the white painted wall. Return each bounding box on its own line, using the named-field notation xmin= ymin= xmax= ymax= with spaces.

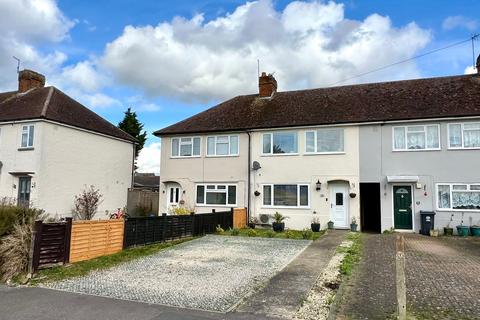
xmin=0 ymin=120 xmax=134 ymax=218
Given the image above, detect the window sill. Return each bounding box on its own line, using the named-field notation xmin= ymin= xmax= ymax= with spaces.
xmin=261 ymin=206 xmax=310 ymax=210
xmin=436 ymin=208 xmax=480 ymax=212
xmin=170 ymin=155 xmax=201 ymax=159
xmin=195 ymin=204 xmax=236 ymax=207
xmin=261 ymin=153 xmax=299 ymax=157
xmin=304 ymin=152 xmax=345 ymax=155
xmin=205 ymin=154 xmax=239 ymax=158
xmin=447 ymin=147 xmax=480 ymax=151
xmin=392 ymin=148 xmax=441 ymax=152
xmin=18 ymin=147 xmax=34 ymax=151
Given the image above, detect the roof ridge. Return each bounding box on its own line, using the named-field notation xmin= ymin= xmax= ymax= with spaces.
xmin=41 ymin=87 xmax=54 ymax=117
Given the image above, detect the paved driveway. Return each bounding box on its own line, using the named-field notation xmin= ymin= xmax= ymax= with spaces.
xmin=43 ymin=235 xmax=310 ymax=312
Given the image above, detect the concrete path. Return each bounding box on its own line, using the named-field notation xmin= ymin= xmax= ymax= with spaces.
xmin=235 ymin=230 xmax=347 ymax=319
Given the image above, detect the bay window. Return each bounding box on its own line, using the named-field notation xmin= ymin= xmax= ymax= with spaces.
xmin=393 ymin=125 xmax=440 ymax=151
xmin=448 ymin=123 xmax=480 ymax=149
xmin=171 ymin=137 xmax=201 ymax=157
xmin=305 ymin=128 xmax=344 ymax=153
xmin=263 ymin=184 xmax=309 ymax=207
xmin=437 ymin=183 xmax=480 ymax=211
xmin=196 ymin=184 xmax=236 ymax=206
xmin=207 ymin=135 xmax=239 ymax=156
xmin=262 ymin=131 xmax=298 ymax=154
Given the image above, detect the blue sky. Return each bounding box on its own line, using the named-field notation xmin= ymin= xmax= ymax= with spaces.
xmin=1 ymin=0 xmax=479 ymax=172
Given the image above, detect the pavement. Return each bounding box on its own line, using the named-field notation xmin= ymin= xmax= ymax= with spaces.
xmin=235 ymin=230 xmax=347 ymax=319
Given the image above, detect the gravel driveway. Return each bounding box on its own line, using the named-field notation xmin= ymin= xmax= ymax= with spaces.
xmin=43 ymin=235 xmax=310 ymax=312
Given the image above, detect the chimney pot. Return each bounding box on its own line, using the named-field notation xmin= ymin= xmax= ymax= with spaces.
xmin=258 ymin=72 xmax=277 ymax=98
xmin=18 ymin=69 xmax=45 ymax=93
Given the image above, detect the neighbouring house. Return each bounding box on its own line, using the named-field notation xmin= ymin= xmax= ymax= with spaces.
xmin=133 ymin=172 xmax=160 ymax=191
xmin=154 ymin=57 xmax=480 ymax=233
xmin=0 ymin=70 xmax=136 ymax=218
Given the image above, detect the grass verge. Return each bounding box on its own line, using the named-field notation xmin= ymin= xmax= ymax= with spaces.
xmin=217 ymin=227 xmax=325 ymax=240
xmin=30 ymin=237 xmax=194 ymax=285
xmin=337 ymin=232 xmax=363 ymax=276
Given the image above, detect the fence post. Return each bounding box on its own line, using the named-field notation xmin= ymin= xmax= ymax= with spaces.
xmin=230 ymin=207 xmax=234 ymax=229
xmin=64 ymin=217 xmax=73 ymax=263
xmin=123 ymin=218 xmax=128 ymax=249
xmin=30 ymin=220 xmax=43 ymax=273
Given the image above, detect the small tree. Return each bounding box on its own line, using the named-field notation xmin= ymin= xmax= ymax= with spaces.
xmin=118 ymin=107 xmax=147 ymax=158
xmin=73 ymin=186 xmax=103 ymax=220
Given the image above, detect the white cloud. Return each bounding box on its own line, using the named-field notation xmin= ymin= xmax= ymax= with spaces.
xmin=126 ymin=95 xmax=162 ymax=112
xmin=137 ymin=142 xmax=161 ymax=174
xmin=464 ymin=65 xmax=476 ymax=75
xmin=442 ymin=15 xmax=478 ymax=31
xmin=102 ymin=0 xmax=432 ymax=102
xmin=0 ymin=0 xmax=74 ymax=91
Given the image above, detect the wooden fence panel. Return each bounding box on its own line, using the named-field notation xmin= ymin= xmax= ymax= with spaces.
xmin=233 ymin=208 xmax=247 ymax=228
xmin=32 ymin=218 xmax=71 ymax=271
xmin=69 ymin=220 xmax=124 ymax=263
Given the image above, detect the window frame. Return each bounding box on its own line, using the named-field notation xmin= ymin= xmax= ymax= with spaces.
xmin=436 ymin=183 xmax=480 ymax=212
xmin=261 ymin=131 xmax=299 ymax=156
xmin=304 ymin=128 xmax=345 ymax=154
xmin=392 ymin=124 xmax=441 ymax=152
xmin=206 ymin=135 xmax=239 ymax=157
xmin=20 ymin=125 xmax=35 ymax=149
xmin=262 ymin=183 xmax=310 ymax=209
xmin=171 ymin=136 xmax=201 ymax=158
xmin=195 ymin=183 xmax=237 ymax=207
xmin=447 ymin=122 xmax=480 ymax=150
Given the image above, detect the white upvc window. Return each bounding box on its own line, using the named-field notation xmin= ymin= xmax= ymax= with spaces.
xmin=195 ymin=184 xmax=237 ymax=206
xmin=20 ymin=125 xmax=35 ymax=148
xmin=305 ymin=128 xmax=344 ymax=153
xmin=392 ymin=124 xmax=440 ymax=151
xmin=206 ymin=135 xmax=239 ymax=156
xmin=171 ymin=137 xmax=201 ymax=157
xmin=262 ymin=184 xmax=310 ymax=208
xmin=437 ymin=183 xmax=480 ymax=211
xmin=262 ymin=131 xmax=298 ymax=155
xmin=448 ymin=122 xmax=480 ymax=149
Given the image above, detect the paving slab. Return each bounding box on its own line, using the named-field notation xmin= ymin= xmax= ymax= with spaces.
xmin=235 ymin=230 xmax=347 ymax=319
xmin=42 ymin=235 xmax=310 ymax=312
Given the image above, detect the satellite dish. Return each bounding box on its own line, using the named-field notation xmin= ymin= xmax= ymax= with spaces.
xmin=252 ymin=161 xmax=261 ymax=170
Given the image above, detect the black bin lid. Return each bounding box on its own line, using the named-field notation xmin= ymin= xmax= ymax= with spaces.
xmin=420 ymin=210 xmax=436 ymax=215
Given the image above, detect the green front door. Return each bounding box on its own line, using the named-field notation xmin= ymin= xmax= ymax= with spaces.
xmin=393 ymin=186 xmax=413 ymax=230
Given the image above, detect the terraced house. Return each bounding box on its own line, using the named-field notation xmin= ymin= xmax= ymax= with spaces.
xmin=156 ymin=59 xmax=480 ymax=233
xmin=0 ymin=70 xmax=136 ymax=217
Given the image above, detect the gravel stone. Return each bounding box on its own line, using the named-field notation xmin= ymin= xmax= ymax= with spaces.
xmin=43 ymin=235 xmax=310 ymax=312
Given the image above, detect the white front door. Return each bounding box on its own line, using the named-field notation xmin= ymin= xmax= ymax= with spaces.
xmin=330 ymin=183 xmax=349 ymax=228
xmin=166 ymin=183 xmax=181 ymax=209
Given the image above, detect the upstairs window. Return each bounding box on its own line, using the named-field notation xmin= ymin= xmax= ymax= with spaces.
xmin=207 ymin=135 xmax=239 ymax=156
xmin=437 ymin=183 xmax=480 ymax=211
xmin=448 ymin=123 xmax=480 ymax=149
xmin=171 ymin=137 xmax=201 ymax=157
xmin=393 ymin=125 xmax=440 ymax=151
xmin=21 ymin=125 xmax=34 ymax=148
xmin=262 ymin=131 xmax=298 ymax=155
xmin=196 ymin=184 xmax=236 ymax=206
xmin=305 ymin=128 xmax=344 ymax=153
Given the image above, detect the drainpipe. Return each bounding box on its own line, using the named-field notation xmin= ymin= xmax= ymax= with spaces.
xmin=246 ymin=131 xmax=251 ymax=223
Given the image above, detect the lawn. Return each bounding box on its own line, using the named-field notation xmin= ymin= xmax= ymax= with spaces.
xmin=30 ymin=237 xmax=194 ymax=285
xmin=217 ymin=227 xmax=325 ymax=240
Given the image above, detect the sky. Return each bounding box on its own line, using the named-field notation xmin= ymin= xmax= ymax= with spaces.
xmin=1 ymin=0 xmax=479 ymax=174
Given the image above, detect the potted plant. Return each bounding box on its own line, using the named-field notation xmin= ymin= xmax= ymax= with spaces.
xmin=444 ymin=213 xmax=454 ymax=236
xmin=350 ymin=217 xmax=358 ymax=232
xmin=429 ymin=229 xmax=439 ymax=237
xmin=311 ymin=217 xmax=321 ymax=232
xmin=272 ymin=212 xmax=287 ymax=232
xmin=249 ymin=217 xmax=259 ymax=229
xmin=456 ymin=212 xmax=470 ymax=237
xmin=327 ymin=220 xmax=334 ymax=229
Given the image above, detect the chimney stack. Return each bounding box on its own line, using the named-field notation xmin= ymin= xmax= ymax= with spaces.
xmin=18 ymin=69 xmax=45 ymax=93
xmin=258 ymin=72 xmax=277 ymax=98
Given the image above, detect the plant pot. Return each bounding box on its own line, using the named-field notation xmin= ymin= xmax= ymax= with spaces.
xmin=471 ymin=226 xmax=480 ymax=237
xmin=272 ymin=222 xmax=285 ymax=232
xmin=429 ymin=229 xmax=439 ymax=237
xmin=311 ymin=223 xmax=321 ymax=232
xmin=350 ymin=223 xmax=358 ymax=232
xmin=327 ymin=221 xmax=334 ymax=229
xmin=349 ymin=193 xmax=357 ymax=198
xmin=248 ymin=223 xmax=256 ymax=229
xmin=456 ymin=225 xmax=470 ymax=237
xmin=443 ymin=227 xmax=453 ymax=236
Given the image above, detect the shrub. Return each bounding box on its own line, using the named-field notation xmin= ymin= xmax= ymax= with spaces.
xmin=0 ymin=205 xmax=44 ymax=237
xmin=247 ymin=229 xmax=257 ymax=237
xmin=285 ymin=230 xmax=295 ymax=239
xmin=272 ymin=211 xmax=288 ymax=223
xmin=231 ymin=228 xmax=240 ymax=236
xmin=171 ymin=207 xmax=192 ymax=215
xmin=215 ymin=225 xmax=224 ymax=234
xmin=73 ymin=185 xmax=103 ymax=220
xmin=0 ymin=221 xmax=32 ymax=281
xmin=265 ymin=230 xmax=276 ymax=238
xmin=302 ymin=229 xmax=313 ymax=240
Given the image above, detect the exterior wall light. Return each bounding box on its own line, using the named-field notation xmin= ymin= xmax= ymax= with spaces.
xmin=316 ymin=180 xmax=322 ymax=191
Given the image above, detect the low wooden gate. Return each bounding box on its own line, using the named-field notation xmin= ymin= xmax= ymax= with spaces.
xmin=69 ymin=220 xmax=124 ymax=263
xmin=31 ymin=218 xmax=72 ymax=271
